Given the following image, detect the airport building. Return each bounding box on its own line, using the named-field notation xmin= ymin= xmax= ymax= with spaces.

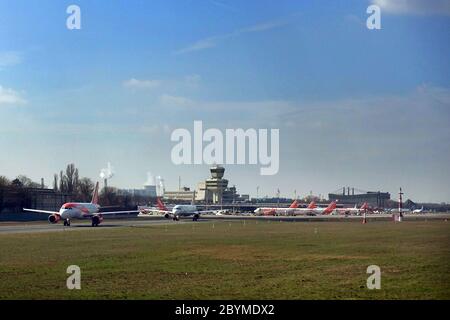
xmin=328 ymin=187 xmax=390 ymax=208
xmin=203 ymin=165 xmax=229 ymax=204
xmin=164 ymin=165 xmax=247 ymax=204
xmin=0 ymin=186 xmax=72 ymax=213
xmin=118 ymin=185 xmax=157 ymax=198
xmin=163 ymin=187 xmax=196 ymax=202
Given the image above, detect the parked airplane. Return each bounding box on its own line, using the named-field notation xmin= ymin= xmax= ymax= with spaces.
xmin=23 ymin=182 xmax=138 ymax=227
xmin=332 ymin=202 xmax=369 ymax=215
xmin=253 ymin=199 xmax=301 ymax=216
xmin=390 ymin=208 xmax=411 ymax=213
xmin=139 ymin=198 xmax=215 ymax=221
xmin=413 ymin=206 xmax=424 ymax=213
xmin=311 ymin=201 xmax=337 ymax=215
xmin=253 ymin=200 xmax=335 ymax=216
xmin=138 ymin=199 xmax=175 ymax=215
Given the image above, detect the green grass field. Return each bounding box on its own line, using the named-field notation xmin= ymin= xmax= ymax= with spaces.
xmin=0 ymin=220 xmax=449 ymax=299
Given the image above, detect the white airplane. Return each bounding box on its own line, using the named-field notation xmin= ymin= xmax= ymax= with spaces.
xmin=390 ymin=208 xmax=411 ymax=213
xmin=288 ymin=201 xmax=338 ymax=216
xmin=253 ymin=199 xmax=303 ymax=216
xmin=214 ymin=209 xmax=231 ymax=215
xmin=332 ymin=202 xmax=369 ymax=215
xmin=308 ymin=201 xmax=337 ymax=215
xmin=139 ymin=198 xmax=215 ymax=221
xmin=413 ymin=206 xmax=424 ymax=213
xmin=254 ymin=200 xmax=336 ymax=216
xmin=23 ymin=182 xmax=138 ymax=227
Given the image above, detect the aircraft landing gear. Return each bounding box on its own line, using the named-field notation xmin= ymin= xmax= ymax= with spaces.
xmin=63 ymin=219 xmax=71 ymax=226
xmin=173 ymin=215 xmax=180 ymax=221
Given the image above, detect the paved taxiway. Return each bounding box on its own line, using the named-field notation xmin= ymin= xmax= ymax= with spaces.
xmin=0 ymin=213 xmax=448 ymax=234
xmin=0 ymin=217 xmax=182 ymax=234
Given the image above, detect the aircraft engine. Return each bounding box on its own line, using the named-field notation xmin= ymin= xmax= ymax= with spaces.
xmin=48 ymin=214 xmax=61 ymax=224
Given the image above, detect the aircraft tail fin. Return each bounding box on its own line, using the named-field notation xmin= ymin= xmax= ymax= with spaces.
xmin=307 ymin=201 xmax=317 ymax=209
xmin=156 ymin=197 xmax=168 ymax=211
xmin=91 ymin=182 xmax=99 ymax=205
xmin=289 ymin=199 xmax=299 ymax=208
xmin=323 ymin=201 xmax=336 ymax=214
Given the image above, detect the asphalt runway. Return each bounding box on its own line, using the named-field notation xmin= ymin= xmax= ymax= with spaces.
xmin=0 ymin=213 xmax=448 ymax=234
xmin=0 ymin=217 xmax=187 ymax=234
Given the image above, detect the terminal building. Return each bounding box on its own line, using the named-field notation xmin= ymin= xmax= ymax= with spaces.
xmin=0 ymin=186 xmax=72 ymax=213
xmin=328 ymin=187 xmax=390 ymax=208
xmin=163 ymin=187 xmax=196 ymax=202
xmin=164 ymin=165 xmax=248 ymax=204
xmin=118 ymin=184 xmax=157 ymax=198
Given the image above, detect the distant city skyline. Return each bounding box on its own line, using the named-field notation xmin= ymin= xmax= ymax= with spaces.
xmin=1 ymin=0 xmax=449 ymax=203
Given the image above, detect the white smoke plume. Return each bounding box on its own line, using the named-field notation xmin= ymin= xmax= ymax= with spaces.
xmin=156 ymin=176 xmax=165 ymax=196
xmin=145 ymin=172 xmax=156 ymax=186
xmin=99 ymin=162 xmax=114 ymax=180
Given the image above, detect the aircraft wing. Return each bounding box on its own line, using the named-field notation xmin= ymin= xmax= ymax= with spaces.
xmin=139 ymin=209 xmax=171 ymax=214
xmin=198 ymin=209 xmax=221 ymax=214
xmin=95 ymin=210 xmax=140 ymax=216
xmin=23 ymin=208 xmax=58 ymax=215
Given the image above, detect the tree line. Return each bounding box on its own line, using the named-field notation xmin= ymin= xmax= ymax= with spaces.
xmin=0 ymin=164 xmax=98 ymax=203
xmin=1 ymin=164 xmax=149 ymax=211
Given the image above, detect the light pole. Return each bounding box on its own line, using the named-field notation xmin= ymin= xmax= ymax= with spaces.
xmin=398 ymin=187 xmax=404 ymax=222
xmin=277 ymin=188 xmax=280 ymax=207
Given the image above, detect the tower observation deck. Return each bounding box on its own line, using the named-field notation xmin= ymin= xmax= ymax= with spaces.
xmin=205 ymin=165 xmax=228 ymax=204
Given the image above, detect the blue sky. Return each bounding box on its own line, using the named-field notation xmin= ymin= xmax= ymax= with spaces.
xmin=1 ymin=0 xmax=449 ymax=202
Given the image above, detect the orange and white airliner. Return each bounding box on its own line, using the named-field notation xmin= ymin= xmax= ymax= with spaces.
xmin=332 ymin=202 xmax=369 ymax=215
xmin=254 ymin=200 xmax=336 ymax=216
xmin=254 ymin=199 xmax=299 ymax=216
xmin=23 ymin=182 xmax=138 ymax=227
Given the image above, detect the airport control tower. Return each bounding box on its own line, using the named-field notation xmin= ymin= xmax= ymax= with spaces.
xmin=205 ymin=165 xmax=229 ymax=204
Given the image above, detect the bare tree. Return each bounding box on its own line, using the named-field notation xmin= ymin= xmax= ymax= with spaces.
xmin=59 ymin=171 xmax=65 ymax=192
xmin=0 ymin=176 xmax=10 ymax=188
xmin=16 ymin=175 xmax=41 ymax=188
xmin=100 ymin=187 xmax=118 ymax=206
xmin=65 ymin=164 xmax=77 ymax=193
xmin=74 ymin=169 xmax=79 ymax=193
xmin=53 ymin=174 xmax=58 ymax=191
xmin=76 ymin=177 xmax=94 ymax=202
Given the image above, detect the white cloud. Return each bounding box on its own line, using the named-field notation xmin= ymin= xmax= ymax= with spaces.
xmin=239 ymin=20 xmax=288 ymax=33
xmin=157 ymin=94 xmax=292 ymax=117
xmin=371 ymin=0 xmax=450 ymax=16
xmin=175 ymin=35 xmax=229 ymax=54
xmin=276 ymin=84 xmax=450 ymax=137
xmin=0 ymin=85 xmax=26 ymax=106
xmin=123 ymin=75 xmax=202 ymax=91
xmin=174 ymin=17 xmax=291 ymax=54
xmin=0 ymin=51 xmax=22 ymax=68
xmin=159 ymin=94 xmax=195 ymax=107
xmin=123 ymin=78 xmax=161 ymax=89
xmin=184 ymin=74 xmax=202 ymax=87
